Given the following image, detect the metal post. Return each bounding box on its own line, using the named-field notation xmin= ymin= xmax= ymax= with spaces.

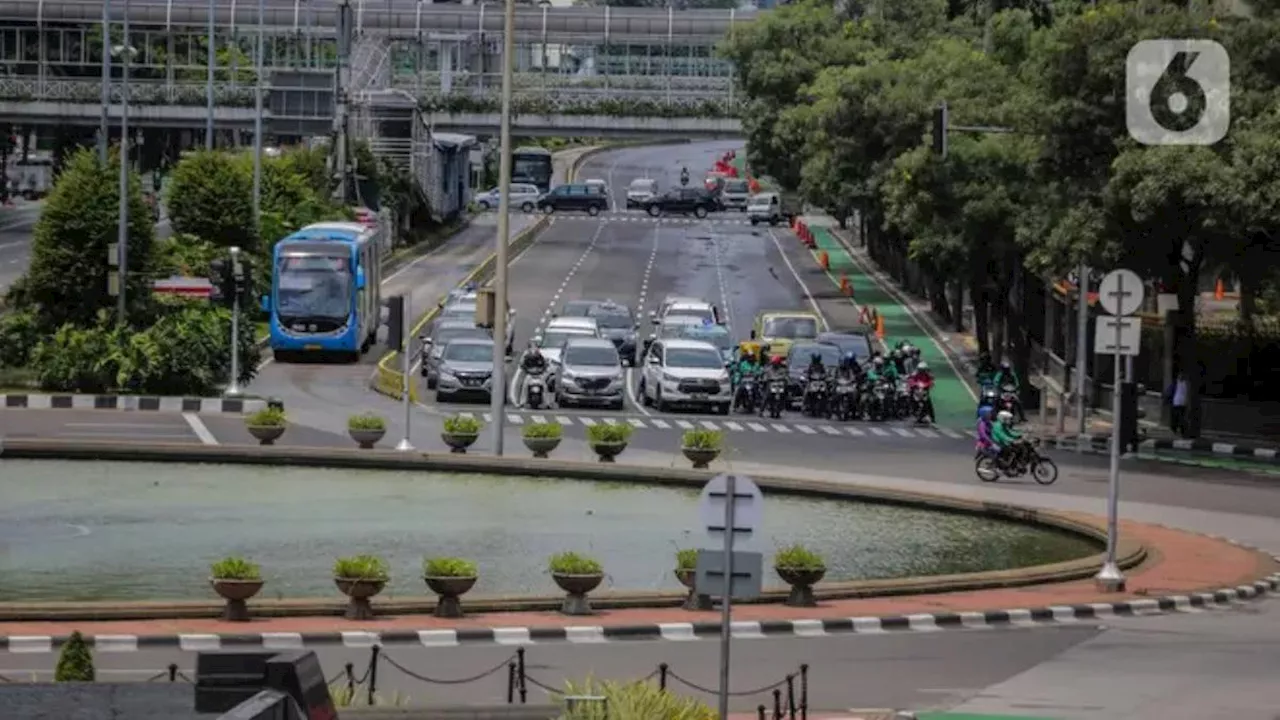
xmin=99 ymin=0 xmax=112 ymax=164
xmin=1095 ymin=279 xmax=1126 ymax=593
xmin=204 ymin=0 xmax=215 ymax=147
xmin=1074 ymin=261 xmax=1089 ymax=440
xmin=717 ymin=475 xmax=737 ymax=720
xmin=336 ymin=0 xmax=351 ymax=204
xmin=252 ymin=0 xmax=265 ymax=219
xmin=397 ymin=295 xmax=414 ymax=451
xmin=115 ymin=4 xmax=132 ymax=327
xmin=488 ymin=0 xmax=516 ymax=456
xmin=227 ymin=246 xmax=243 ymax=395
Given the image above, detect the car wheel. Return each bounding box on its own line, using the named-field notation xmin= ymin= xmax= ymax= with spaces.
xmin=555 ymin=391 xmax=568 ymax=408
xmin=655 ymin=387 xmax=669 ymax=413
xmin=478 ymin=201 xmax=491 ymax=211
xmin=587 ymin=204 xmax=600 ymax=217
xmin=541 ymin=204 xmax=555 ymax=214
xmin=749 ymin=218 xmax=758 ymax=226
xmin=520 ymin=201 xmax=534 ymax=213
xmin=647 ymin=205 xmax=662 ymax=217
xmin=694 ymin=206 xmax=708 ymax=219
xmin=716 ymin=403 xmax=731 ymax=415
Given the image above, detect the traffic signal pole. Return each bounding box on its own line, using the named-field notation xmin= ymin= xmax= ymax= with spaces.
xmin=227 ymin=246 xmax=243 ymax=396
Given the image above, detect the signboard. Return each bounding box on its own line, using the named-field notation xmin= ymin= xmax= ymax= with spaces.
xmin=1098 ymin=269 xmax=1144 ymax=316
xmin=697 ymin=473 xmax=763 ymax=542
xmin=153 ymin=276 xmax=213 ymax=299
xmin=1094 ymin=316 xmax=1141 ymax=356
xmin=694 ymin=548 xmax=763 ymax=600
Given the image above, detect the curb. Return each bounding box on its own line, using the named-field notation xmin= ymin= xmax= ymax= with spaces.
xmin=1045 ymin=433 xmax=1280 ymax=464
xmin=0 ymin=394 xmax=268 ymax=414
xmin=4 ymin=566 xmax=1276 ymax=653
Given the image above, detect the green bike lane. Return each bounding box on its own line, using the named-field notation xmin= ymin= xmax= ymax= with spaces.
xmin=804 ymin=225 xmax=976 ymax=428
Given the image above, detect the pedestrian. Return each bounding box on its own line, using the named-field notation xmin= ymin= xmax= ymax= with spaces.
xmin=1167 ymin=371 xmax=1188 ymax=437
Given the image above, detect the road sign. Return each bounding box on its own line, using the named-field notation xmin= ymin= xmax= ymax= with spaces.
xmin=1098 ymin=269 xmax=1144 ymax=316
xmin=1094 ymin=316 xmax=1141 ymax=356
xmin=694 ymin=549 xmax=763 ymax=600
xmin=698 ymin=473 xmax=763 ymax=539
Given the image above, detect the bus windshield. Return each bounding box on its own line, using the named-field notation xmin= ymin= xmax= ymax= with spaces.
xmin=513 ymin=150 xmax=553 ymax=192
xmin=276 ymin=254 xmax=351 ymax=321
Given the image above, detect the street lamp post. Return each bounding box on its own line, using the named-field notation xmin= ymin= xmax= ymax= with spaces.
xmin=114 ymin=4 xmax=134 ymax=327
xmin=252 ymin=0 xmax=265 ymax=218
xmin=99 ymin=0 xmax=112 ymax=164
xmin=487 ymin=0 xmax=517 ymax=456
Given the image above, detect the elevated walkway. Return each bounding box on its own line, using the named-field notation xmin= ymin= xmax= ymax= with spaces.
xmin=423 ymin=111 xmax=742 ymax=139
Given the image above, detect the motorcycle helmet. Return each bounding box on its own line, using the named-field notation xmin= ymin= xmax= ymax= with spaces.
xmin=872 ymin=356 xmax=884 ymax=366
xmin=997 ymin=410 xmax=1013 ymax=423
xmin=770 ymin=355 xmax=784 ymax=366
xmin=909 ymin=346 xmax=922 ymax=359
xmin=843 ymin=352 xmax=857 ymax=368
xmin=916 ymin=361 xmax=928 ymax=372
xmin=1000 ymin=360 xmax=1011 ymax=370
xmin=978 ymin=406 xmax=993 ymax=420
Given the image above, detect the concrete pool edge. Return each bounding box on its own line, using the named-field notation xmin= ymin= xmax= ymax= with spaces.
xmin=0 ymin=438 xmax=1181 ymax=620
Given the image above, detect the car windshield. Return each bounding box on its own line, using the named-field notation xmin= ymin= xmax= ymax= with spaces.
xmin=443 ymin=343 xmax=493 ymax=362
xmin=439 ymin=305 xmax=476 ymax=323
xmin=542 ymin=331 xmax=589 ymax=349
xmin=564 ymin=345 xmax=619 ymax=367
xmin=434 ymin=325 xmax=485 ymax=347
xmin=589 ymin=310 xmax=632 ymax=329
xmin=822 ymin=335 xmax=870 ymax=358
xmin=724 ymin=180 xmax=749 ymax=193
xmin=789 ymin=344 xmax=842 ymax=368
xmin=665 ymin=348 xmax=724 ymax=369
xmin=681 ymin=326 xmax=733 ymax=350
xmin=559 ymin=302 xmax=596 ymax=317
xmin=763 ymin=316 xmax=819 ymax=339
xmin=668 ymin=308 xmax=714 ymax=324
xmin=276 ymin=254 xmax=351 ymax=321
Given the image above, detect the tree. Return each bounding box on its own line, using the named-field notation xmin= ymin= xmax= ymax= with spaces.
xmin=167 ymin=149 xmax=258 ymax=252
xmin=17 ymin=148 xmax=155 ymax=332
xmin=54 ymin=631 xmax=95 ymax=682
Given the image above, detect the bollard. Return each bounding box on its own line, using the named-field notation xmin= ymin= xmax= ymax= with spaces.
xmin=800 ymin=664 xmax=808 ymax=720
xmin=786 ymin=674 xmax=797 ymax=719
xmin=366 ymin=645 xmax=380 ymax=707
xmin=773 ymin=688 xmax=783 ymax=719
xmin=516 ymin=647 xmax=528 ymax=704
xmin=344 ymin=662 xmax=355 ymax=697
xmin=507 ymin=662 xmax=516 ymax=704
xmin=758 ymin=705 xmax=768 ymax=720
xmin=658 ymin=663 xmax=669 ymax=691
xmin=168 ymin=663 xmax=178 ymax=683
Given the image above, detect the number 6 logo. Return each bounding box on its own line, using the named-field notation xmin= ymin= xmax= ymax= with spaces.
xmin=1126 ymin=39 xmax=1230 ymax=146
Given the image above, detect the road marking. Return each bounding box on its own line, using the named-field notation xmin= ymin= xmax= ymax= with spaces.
xmin=578 ymin=417 xmax=596 ymax=426
xmin=939 ymin=427 xmax=963 ymax=439
xmin=650 ymin=418 xmax=670 ymax=429
xmin=918 ymin=428 xmax=939 ymax=438
xmin=531 ymin=414 xmax=547 ymax=423
xmin=556 ymin=415 xmax=573 ymax=424
xmin=182 ymin=413 xmax=218 ymax=445
xmin=699 ymin=420 xmax=718 ymax=430
xmin=892 ymin=427 xmax=913 ymax=437
xmin=845 ymin=426 xmax=865 ymax=436
xmin=870 ymin=427 xmax=889 ymax=437
xmin=771 ymin=423 xmax=791 ymax=433
xmin=628 ymin=418 xmax=645 ymax=428
xmin=795 ymin=424 xmax=816 ymax=434
xmin=507 ymin=413 xmax=523 ymax=424
xmin=675 ymin=420 xmax=694 ymax=430
xmin=724 ymin=421 xmax=743 ymax=431
xmin=821 ymin=425 xmax=842 ymax=435
xmin=764 ymin=228 xmax=831 ymax=332
xmin=747 ymin=421 xmax=768 ymax=432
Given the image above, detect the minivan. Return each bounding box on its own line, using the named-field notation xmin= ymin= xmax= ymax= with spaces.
xmin=537 ymin=183 xmax=609 ymax=216
xmin=720 ymin=178 xmax=751 ymax=211
xmin=474 ymin=183 xmax=541 ymax=212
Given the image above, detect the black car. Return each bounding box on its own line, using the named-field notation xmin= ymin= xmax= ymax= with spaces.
xmin=537 ymin=183 xmax=608 ymax=216
xmin=816 ymin=329 xmax=874 ymax=364
xmin=785 ymin=341 xmax=843 ymax=407
xmin=554 ymin=299 xmax=641 ymax=364
xmin=641 ymin=188 xmax=720 ymax=218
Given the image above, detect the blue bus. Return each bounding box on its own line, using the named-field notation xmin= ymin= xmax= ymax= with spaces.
xmin=264 ymin=221 xmax=385 ymax=362
xmin=512 ymin=146 xmax=554 ymax=193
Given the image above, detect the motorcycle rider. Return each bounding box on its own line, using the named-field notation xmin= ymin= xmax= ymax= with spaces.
xmin=975 ymin=352 xmax=996 ymax=386
xmin=731 ymin=348 xmax=758 ymax=408
xmin=760 ymin=354 xmax=789 ymax=414
xmin=907 ymin=361 xmax=936 ymax=423
xmin=805 ymin=352 xmax=828 ymax=380
xmin=975 ymin=406 xmax=998 ymax=457
xmin=994 ymin=359 xmax=1025 ymax=421
xmin=990 ymin=409 xmax=1028 ymax=469
xmin=517 ymin=340 xmax=548 ymax=407
xmin=836 ymin=352 xmax=861 ymax=383
xmin=680 ymin=166 xmax=690 ymax=186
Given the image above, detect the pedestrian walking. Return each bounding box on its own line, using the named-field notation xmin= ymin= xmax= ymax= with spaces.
xmin=1167 ymin=371 xmax=1188 ymax=437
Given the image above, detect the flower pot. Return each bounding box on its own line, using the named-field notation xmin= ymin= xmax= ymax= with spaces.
xmin=247 ymin=425 xmax=285 ymax=446
xmin=551 ymin=572 xmax=603 ymax=616
xmin=674 ymin=568 xmax=713 ymax=611
xmin=209 ymin=578 xmax=264 ymax=622
xmin=334 ymin=577 xmax=386 ymax=620
xmin=441 ymin=432 xmax=478 ymax=453
xmin=681 ymin=446 xmax=720 ymax=470
xmin=775 ymin=567 xmax=826 ymax=608
xmin=424 ymin=575 xmax=478 ymax=618
xmin=589 ymin=441 xmax=627 ymax=463
xmin=522 ymin=435 xmax=561 ymax=459
xmin=349 ymin=427 xmax=385 ymax=449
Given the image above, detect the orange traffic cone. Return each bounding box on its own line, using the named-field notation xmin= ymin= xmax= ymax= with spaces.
xmin=1215 ymin=278 xmax=1225 ymax=300
xmin=840 ymin=273 xmax=851 ymax=296
xmin=875 ymin=313 xmax=885 ymax=339
xmin=818 ymin=250 xmax=829 ymax=270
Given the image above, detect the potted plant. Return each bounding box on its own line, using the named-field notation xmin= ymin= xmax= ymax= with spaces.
xmin=674 ymin=548 xmax=712 ymax=611
xmin=441 ymin=414 xmax=482 ymax=453
xmin=209 ymin=556 xmax=264 ymax=622
xmin=681 ymin=429 xmax=723 ymax=469
xmin=521 ymin=421 xmax=563 ymax=458
xmin=244 ymin=407 xmax=287 ymax=445
xmin=348 ymin=412 xmax=387 ymax=449
xmin=333 ymin=555 xmax=390 ymax=620
xmin=422 ymin=557 xmax=479 ymax=618
xmin=548 ymin=551 xmax=604 ymax=616
xmin=585 ymin=423 xmax=632 ymax=462
xmin=773 ymin=545 xmax=827 ymax=608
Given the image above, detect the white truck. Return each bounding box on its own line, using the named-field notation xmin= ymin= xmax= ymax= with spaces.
xmin=747 ymin=190 xmax=802 ymax=226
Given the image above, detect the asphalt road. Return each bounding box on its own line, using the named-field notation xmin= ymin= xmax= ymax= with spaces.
xmin=0 ymin=202 xmax=41 ymax=292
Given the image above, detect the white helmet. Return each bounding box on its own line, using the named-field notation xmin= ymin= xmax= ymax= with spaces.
xmin=997 ymin=410 xmax=1013 ymax=423
xmin=916 ymin=361 xmax=928 ymax=371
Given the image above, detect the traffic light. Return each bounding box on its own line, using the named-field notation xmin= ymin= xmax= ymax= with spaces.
xmin=383 ymin=295 xmax=404 ymax=351
xmin=233 ymin=254 xmax=254 ymax=307
xmin=932 ymin=101 xmax=948 ymax=159
xmin=210 ymin=258 xmax=235 ymax=306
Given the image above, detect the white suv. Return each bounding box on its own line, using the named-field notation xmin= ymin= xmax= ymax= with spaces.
xmin=474 ymin=183 xmax=541 ymax=212
xmin=639 ymin=338 xmax=732 ymax=415
xmin=626 ymin=178 xmax=658 ymax=209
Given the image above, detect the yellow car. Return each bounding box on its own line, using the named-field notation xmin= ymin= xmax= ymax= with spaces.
xmin=750 ymin=311 xmax=823 ymax=360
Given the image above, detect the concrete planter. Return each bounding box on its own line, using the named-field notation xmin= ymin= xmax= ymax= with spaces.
xmin=348 ymin=427 xmax=385 ymax=449
xmin=681 ymin=446 xmax=719 ymax=469
xmin=442 ymin=432 xmax=478 ymax=453
xmin=775 ymin=567 xmax=826 ymax=608
xmin=247 ymin=425 xmax=285 ymax=446
xmin=551 ymin=573 xmax=603 ymax=616
xmin=674 ymin=568 xmax=713 ymax=611
xmin=334 ymin=578 xmax=386 ymax=620
xmin=589 ymin=441 xmax=627 ymax=463
xmin=424 ymin=575 xmax=478 ymax=618
xmin=209 ymin=578 xmax=264 ymax=622
xmin=522 ymin=435 xmax=561 ymax=458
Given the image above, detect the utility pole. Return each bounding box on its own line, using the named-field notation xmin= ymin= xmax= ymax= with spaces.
xmin=252 ymin=0 xmax=265 ymax=219
xmin=335 ymin=0 xmax=353 ymax=204
xmin=488 ymin=0 xmax=517 ymax=456
xmin=115 ymin=0 xmax=132 ymax=327
xmin=206 ymin=0 xmax=216 ymax=149
xmin=99 ymin=0 xmax=112 ymax=164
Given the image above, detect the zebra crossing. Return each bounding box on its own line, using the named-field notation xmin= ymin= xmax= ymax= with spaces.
xmin=446 ymin=410 xmax=966 ymax=440
xmin=555 ymin=211 xmax=755 ymax=227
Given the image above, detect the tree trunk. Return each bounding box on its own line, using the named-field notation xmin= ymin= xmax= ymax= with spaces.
xmin=1174 ymin=253 xmax=1203 ymax=437
xmin=951 ymin=281 xmax=966 ymax=332
xmin=972 ymin=277 xmax=990 ymax=357
xmin=990 ymin=286 xmax=1008 ymax=362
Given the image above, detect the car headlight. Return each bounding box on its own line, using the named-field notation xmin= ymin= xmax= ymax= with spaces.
xmin=560 ymin=371 xmax=577 ymax=383
xmin=438 ymin=369 xmax=457 ymax=381
xmin=662 ymin=372 xmax=680 ymax=383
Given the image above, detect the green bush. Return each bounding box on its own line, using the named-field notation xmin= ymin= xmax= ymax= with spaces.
xmin=681 ymin=429 xmax=722 ymax=450
xmin=773 ymin=545 xmax=826 ymax=571
xmin=333 ymin=555 xmax=390 ymax=581
xmin=0 ymin=309 xmax=43 ymax=369
xmin=54 ymin=631 xmax=95 ymax=682
xmin=167 ymin=149 xmax=259 ymax=252
xmin=548 ymin=551 xmax=603 ymax=575
xmin=522 ymin=421 xmax=563 ymax=439
xmin=245 ymin=407 xmax=287 ymax=427
xmin=348 ymin=412 xmax=386 ymax=431
xmin=558 ymin=677 xmax=715 ymax=720
xmin=676 ymin=548 xmax=698 ymax=571
xmin=422 ymin=557 xmax=478 ymax=578
xmin=443 ymin=414 xmax=483 ymax=434
xmin=211 ymin=556 xmax=261 ymax=580
xmin=153 ymin=233 xmax=225 ymax=278
xmin=585 ymin=422 xmax=632 ymax=444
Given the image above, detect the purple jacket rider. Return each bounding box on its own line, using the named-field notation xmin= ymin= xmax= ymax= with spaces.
xmin=975 ymin=406 xmax=996 ymax=454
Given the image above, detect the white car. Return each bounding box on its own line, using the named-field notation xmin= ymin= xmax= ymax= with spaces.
xmin=639 ymin=338 xmax=732 ymax=415
xmin=650 ymin=298 xmax=721 ymax=327
xmin=474 ymin=183 xmax=542 ymax=212
xmin=626 ymin=178 xmax=658 ymax=209
xmin=534 ymin=316 xmax=600 ymax=366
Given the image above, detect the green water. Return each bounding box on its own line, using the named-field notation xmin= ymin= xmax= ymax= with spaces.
xmin=0 ymin=461 xmax=1097 ymax=602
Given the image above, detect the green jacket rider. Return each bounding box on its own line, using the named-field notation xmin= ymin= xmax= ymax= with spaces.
xmin=990 ymin=410 xmax=1022 ymax=449
xmin=993 ymin=360 xmax=1019 ymax=390
xmin=732 ymin=356 xmax=757 ymax=383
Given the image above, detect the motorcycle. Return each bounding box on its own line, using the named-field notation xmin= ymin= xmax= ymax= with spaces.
xmin=763 ymin=378 xmax=788 ymax=419
xmin=833 ymin=376 xmax=859 ymax=421
xmin=910 ymin=384 xmax=932 ymax=424
xmin=524 ymin=368 xmax=547 ymax=410
xmin=802 ymin=377 xmax=829 ymax=418
xmin=680 ymin=169 xmax=690 ymax=187
xmin=974 ymin=438 xmax=1058 ymax=485
xmin=893 ymin=381 xmax=912 ymax=420
xmin=999 ymin=383 xmax=1019 ymax=414
xmin=865 ymin=379 xmax=890 ymax=421
xmin=978 ymin=381 xmax=998 ymax=415
xmin=734 ymin=375 xmax=757 ymax=414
